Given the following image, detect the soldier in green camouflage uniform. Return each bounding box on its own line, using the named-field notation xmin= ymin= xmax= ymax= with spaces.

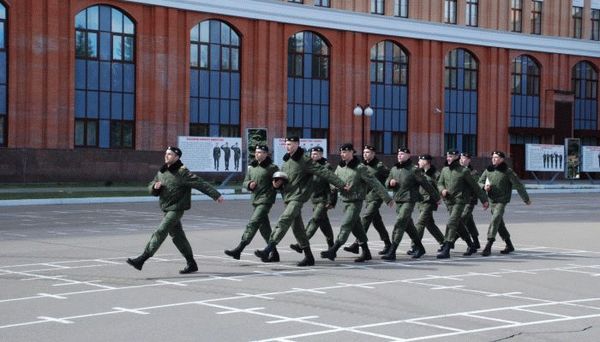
xmin=407 ymin=154 xmax=445 ymax=255
xmin=382 ymin=148 xmax=439 ymax=261
xmin=127 ymin=146 xmax=224 ymax=274
xmin=343 ymin=145 xmax=392 ymax=255
xmin=457 ymin=152 xmax=481 ymax=250
xmin=437 ymin=150 xmax=488 ymax=259
xmin=320 ymin=143 xmax=393 ymax=262
xmin=478 ymin=150 xmax=531 ymax=256
xmin=225 ymin=145 xmax=279 ymax=261
xmin=290 ymin=146 xmax=336 ymax=253
xmin=254 ymin=137 xmax=346 ymax=266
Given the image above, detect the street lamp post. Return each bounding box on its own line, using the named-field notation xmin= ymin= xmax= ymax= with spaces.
xmin=353 ymin=104 xmax=374 ymax=149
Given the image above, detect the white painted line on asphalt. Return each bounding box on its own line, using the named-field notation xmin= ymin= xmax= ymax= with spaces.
xmin=406 ymin=319 xmax=465 ymax=332
xmin=0 ymin=232 xmax=27 ymax=237
xmin=463 ymin=313 xmax=520 ymax=324
xmin=154 ymin=280 xmax=188 ymax=287
xmin=514 ymin=307 xmax=570 ymax=318
xmin=336 ymin=282 xmax=374 ymax=289
xmin=113 ymin=307 xmax=150 ymax=315
xmin=266 ymin=315 xmax=320 ymax=324
xmin=94 ymin=259 xmax=121 ymax=265
xmin=37 ymin=316 xmax=74 ymax=324
xmin=215 ymin=307 xmax=265 ymax=315
xmin=37 ymin=293 xmax=67 ymax=299
xmin=290 ymin=287 xmax=327 ymax=294
xmin=235 ymin=293 xmax=275 ymax=300
xmin=487 ymin=292 xmax=522 ymax=297
xmin=430 ymin=285 xmax=464 ymax=290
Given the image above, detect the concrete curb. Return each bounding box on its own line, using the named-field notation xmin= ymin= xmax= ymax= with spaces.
xmin=1 ymin=186 xmax=600 ymax=206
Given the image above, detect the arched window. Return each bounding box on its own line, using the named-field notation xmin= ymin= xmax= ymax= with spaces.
xmin=75 ymin=5 xmax=135 ymax=148
xmin=190 ymin=20 xmax=240 ymax=137
xmin=510 ymin=55 xmax=541 ymax=145
xmin=572 ymin=61 xmax=598 ymax=135
xmin=0 ymin=3 xmax=7 ymax=147
xmin=369 ymin=40 xmax=408 ymax=154
xmin=511 ymin=55 xmax=540 ymax=127
xmin=444 ymin=48 xmax=478 ymax=154
xmin=287 ymin=31 xmax=329 ymax=138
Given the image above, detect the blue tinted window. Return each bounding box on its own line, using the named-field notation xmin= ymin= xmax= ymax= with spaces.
xmin=287 ymin=31 xmax=330 ymax=139
xmin=189 ymin=20 xmax=241 ymax=137
xmin=74 ymin=5 xmax=135 ymax=148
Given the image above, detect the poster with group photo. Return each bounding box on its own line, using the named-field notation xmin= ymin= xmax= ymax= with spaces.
xmin=581 ymin=145 xmax=600 ymax=172
xmin=177 ymin=136 xmax=243 ymax=172
xmin=525 ymin=144 xmax=564 ymax=172
xmin=272 ymin=138 xmax=328 ymax=166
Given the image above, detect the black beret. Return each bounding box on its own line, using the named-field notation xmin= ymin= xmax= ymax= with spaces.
xmin=446 ymin=149 xmax=459 ymax=156
xmin=460 ymin=152 xmax=472 ymax=158
xmin=286 ymin=136 xmax=300 ymax=142
xmin=167 ymin=146 xmax=182 ymax=157
xmin=310 ymin=146 xmax=324 ymax=153
xmin=492 ymin=150 xmax=506 ymax=158
xmin=339 ymin=143 xmax=355 ymax=152
xmin=255 ymin=144 xmax=269 ymax=152
xmin=398 ymin=147 xmax=411 ymax=154
xmin=363 ymin=145 xmax=376 ymax=151
xmin=418 ymin=154 xmax=432 ymax=161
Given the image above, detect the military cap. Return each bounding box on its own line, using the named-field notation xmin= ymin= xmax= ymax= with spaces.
xmin=272 ymin=171 xmax=289 ymax=181
xmin=363 ymin=145 xmax=376 ymax=151
xmin=167 ymin=146 xmax=182 ymax=157
xmin=310 ymin=146 xmax=324 ymax=153
xmin=339 ymin=143 xmax=355 ymax=152
xmin=255 ymin=144 xmax=269 ymax=152
xmin=398 ymin=147 xmax=411 ymax=154
xmin=418 ymin=154 xmax=433 ymax=161
xmin=492 ymin=150 xmax=506 ymax=158
xmin=446 ymin=149 xmax=459 ymax=156
xmin=285 ymin=136 xmax=300 ymax=142
xmin=460 ymin=152 xmax=472 ymax=158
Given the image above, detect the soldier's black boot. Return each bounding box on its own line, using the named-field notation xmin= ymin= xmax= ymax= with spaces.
xmin=289 ymin=243 xmax=303 ymax=253
xmin=355 ymin=242 xmax=372 ymax=262
xmin=500 ymin=238 xmax=515 ymax=254
xmin=473 ymin=236 xmax=481 ymax=250
xmin=381 ymin=242 xmax=399 ymax=261
xmin=320 ymin=241 xmax=342 ymax=261
xmin=254 ymin=242 xmax=275 ymax=262
xmin=180 ymin=257 xmax=198 ymax=274
xmin=343 ymin=241 xmax=360 ymax=254
xmin=297 ymin=246 xmax=315 ymax=266
xmin=326 ymin=239 xmax=334 ymax=249
xmin=462 ymin=236 xmax=477 ymax=256
xmin=379 ymin=238 xmax=392 ymax=255
xmin=267 ymin=246 xmax=280 ymax=262
xmin=224 ymin=241 xmax=248 ymax=260
xmin=481 ymin=238 xmax=494 ymax=256
xmin=411 ymin=240 xmax=426 ymax=259
xmin=436 ymin=242 xmax=451 ymax=259
xmin=126 ymin=252 xmax=150 ymax=271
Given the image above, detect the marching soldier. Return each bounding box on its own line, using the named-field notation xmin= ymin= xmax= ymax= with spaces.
xmin=457 ymin=152 xmax=481 ymax=250
xmin=224 ymin=145 xmax=279 ymax=261
xmin=407 ymin=154 xmax=445 ymax=255
xmin=254 ymin=137 xmax=347 ymax=266
xmin=343 ymin=145 xmax=392 ymax=256
xmin=382 ymin=148 xmax=438 ymax=261
xmin=437 ymin=150 xmax=488 ymax=259
xmin=127 ymin=146 xmax=224 ymax=274
xmin=478 ymin=150 xmax=531 ymax=256
xmin=320 ymin=143 xmax=393 ymax=262
xmin=290 ymin=146 xmax=336 ymax=252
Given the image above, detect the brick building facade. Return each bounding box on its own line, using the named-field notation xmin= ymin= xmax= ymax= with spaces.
xmin=1 ymin=0 xmax=599 ymax=182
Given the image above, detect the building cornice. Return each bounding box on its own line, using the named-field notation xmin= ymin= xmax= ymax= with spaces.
xmin=124 ymin=0 xmax=600 ymax=58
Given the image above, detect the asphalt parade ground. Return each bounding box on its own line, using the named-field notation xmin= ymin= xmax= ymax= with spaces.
xmin=1 ymin=193 xmax=599 ymax=341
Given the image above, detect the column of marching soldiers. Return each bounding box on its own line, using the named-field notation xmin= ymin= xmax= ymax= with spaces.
xmin=224 ymin=137 xmax=531 ymax=267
